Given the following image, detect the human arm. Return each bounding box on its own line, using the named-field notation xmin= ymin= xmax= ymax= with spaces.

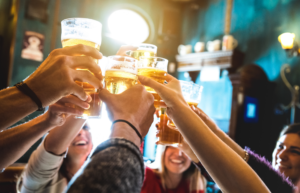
xmin=191 ymin=106 xmax=246 ymax=160
xmin=67 ymin=85 xmax=156 ymax=193
xmin=21 ymin=118 xmax=86 ymax=192
xmin=139 ymin=75 xmax=270 ymax=193
xmin=44 ymin=116 xmax=86 ymax=156
xmin=0 ymin=95 xmax=89 ymax=169
xmin=0 ymin=44 xmax=102 ymax=130
xmin=192 ymin=106 xmax=294 ymax=191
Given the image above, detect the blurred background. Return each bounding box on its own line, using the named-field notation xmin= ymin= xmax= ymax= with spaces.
xmin=1 ymin=0 xmax=300 ymax=191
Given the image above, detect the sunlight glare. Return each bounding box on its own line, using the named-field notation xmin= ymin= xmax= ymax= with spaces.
xmin=108 ymin=9 xmax=150 ymax=44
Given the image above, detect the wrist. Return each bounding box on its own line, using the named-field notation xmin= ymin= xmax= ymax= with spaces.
xmin=172 ymin=100 xmax=190 ymax=112
xmin=113 ymin=115 xmax=140 ymax=132
xmin=110 ymin=122 xmax=141 ymax=147
xmin=24 ymin=78 xmax=50 ymax=107
xmin=39 ymin=111 xmax=60 ymax=128
xmin=11 ymin=86 xmax=38 ymax=111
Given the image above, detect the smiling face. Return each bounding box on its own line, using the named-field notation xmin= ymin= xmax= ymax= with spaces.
xmin=164 ymin=146 xmax=191 ymax=175
xmin=68 ymin=128 xmax=93 ymax=160
xmin=272 ymin=133 xmax=300 ymax=183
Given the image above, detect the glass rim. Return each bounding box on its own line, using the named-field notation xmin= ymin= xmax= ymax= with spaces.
xmin=139 ymin=56 xmax=168 ymax=62
xmin=179 ymin=80 xmax=193 ymax=84
xmin=130 ymin=43 xmax=157 ymax=49
xmin=107 ymin=55 xmax=138 ymax=62
xmin=192 ymin=83 xmax=203 ymax=91
xmin=61 ymin=17 xmax=102 ymax=27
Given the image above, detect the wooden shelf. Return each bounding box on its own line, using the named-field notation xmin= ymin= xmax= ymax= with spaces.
xmin=176 ymin=50 xmax=244 ymax=72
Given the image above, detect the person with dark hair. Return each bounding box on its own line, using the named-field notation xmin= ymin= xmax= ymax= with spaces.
xmin=191 ymin=106 xmax=294 ymax=193
xmin=18 ymin=108 xmax=93 ymax=192
xmin=272 ymin=123 xmax=300 ymax=185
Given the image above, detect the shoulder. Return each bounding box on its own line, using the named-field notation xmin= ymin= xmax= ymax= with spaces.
xmin=142 ymin=167 xmax=162 ymax=192
xmin=144 ymin=167 xmax=159 ymax=180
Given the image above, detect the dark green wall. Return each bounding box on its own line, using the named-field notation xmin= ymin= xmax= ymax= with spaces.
xmin=10 ymin=0 xmax=57 ymax=86
xmin=180 ymin=0 xmax=300 ymax=157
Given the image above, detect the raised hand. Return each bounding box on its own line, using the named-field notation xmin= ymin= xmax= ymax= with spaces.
xmin=99 ymin=85 xmax=156 ymax=138
xmin=116 ymin=45 xmax=138 ymax=56
xmin=24 ymin=44 xmax=103 ymax=107
xmin=138 ymin=74 xmax=187 ymax=119
xmin=44 ymin=94 xmax=91 ymax=126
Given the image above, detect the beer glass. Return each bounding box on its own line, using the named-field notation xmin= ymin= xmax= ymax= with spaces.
xmin=61 ymin=18 xmax=102 ymax=119
xmin=105 ymin=56 xmax=138 ymax=94
xmin=157 ymin=81 xmax=203 ymax=147
xmin=137 ymin=56 xmax=168 ymax=108
xmin=126 ymin=44 xmax=157 ymax=59
xmin=188 ymin=83 xmax=203 ymax=107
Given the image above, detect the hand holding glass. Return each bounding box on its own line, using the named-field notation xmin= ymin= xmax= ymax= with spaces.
xmin=104 ymin=56 xmax=138 ymax=94
xmin=61 ymin=18 xmax=102 ymax=119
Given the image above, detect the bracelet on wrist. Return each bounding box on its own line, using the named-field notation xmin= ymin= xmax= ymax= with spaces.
xmin=15 ymin=81 xmax=45 ymax=111
xmin=112 ymin=120 xmax=143 ymax=144
xmin=243 ymin=149 xmax=249 ymax=162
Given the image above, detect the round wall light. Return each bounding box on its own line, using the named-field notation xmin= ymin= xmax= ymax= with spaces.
xmin=108 ymin=9 xmax=150 ymax=44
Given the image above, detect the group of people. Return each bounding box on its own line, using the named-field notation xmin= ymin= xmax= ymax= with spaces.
xmin=1 ymin=44 xmax=300 ymax=193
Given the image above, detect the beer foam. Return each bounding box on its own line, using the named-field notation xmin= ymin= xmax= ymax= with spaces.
xmin=61 ymin=35 xmax=101 ymax=45
xmin=108 ymin=61 xmax=137 ymax=75
xmin=137 ymin=48 xmax=156 ymax=52
xmin=61 ymin=18 xmax=102 ymax=45
xmin=133 ymin=43 xmax=157 ymax=52
xmin=138 ymin=67 xmax=167 ymax=72
xmin=106 ymin=68 xmax=137 ymax=75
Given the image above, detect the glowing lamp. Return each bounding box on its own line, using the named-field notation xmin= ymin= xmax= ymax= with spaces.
xmin=278 ymin=33 xmax=295 ymax=49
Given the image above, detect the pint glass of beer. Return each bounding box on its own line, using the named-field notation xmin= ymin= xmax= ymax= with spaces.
xmin=61 ymin=18 xmax=102 ymax=119
xmin=105 ymin=56 xmax=138 ymax=94
xmin=188 ymin=83 xmax=203 ymax=107
xmin=156 ymin=81 xmax=194 ymax=146
xmin=126 ymin=44 xmax=157 ymax=59
xmin=137 ymin=56 xmax=168 ymax=108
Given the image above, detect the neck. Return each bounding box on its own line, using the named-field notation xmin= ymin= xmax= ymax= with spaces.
xmin=165 ymin=171 xmax=183 ymax=189
xmin=64 ymin=155 xmax=86 ymax=181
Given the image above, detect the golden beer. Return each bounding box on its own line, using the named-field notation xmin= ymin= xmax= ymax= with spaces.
xmin=157 ymin=109 xmax=183 ymax=146
xmin=61 ymin=18 xmax=102 ymax=118
xmin=187 ymin=101 xmax=199 ymax=108
xmin=62 ymin=38 xmax=102 ymax=118
xmin=105 ymin=69 xmax=137 ymax=94
xmin=62 ymin=39 xmax=100 ymax=50
xmin=128 ymin=50 xmax=156 ymax=60
xmin=138 ymin=67 xmax=167 ymax=108
xmin=137 ymin=68 xmax=167 ymax=88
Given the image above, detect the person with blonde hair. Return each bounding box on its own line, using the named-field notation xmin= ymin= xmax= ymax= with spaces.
xmin=142 ymin=142 xmax=206 ymax=193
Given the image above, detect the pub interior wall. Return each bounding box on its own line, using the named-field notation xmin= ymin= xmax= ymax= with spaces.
xmin=179 ymin=0 xmax=300 ymax=158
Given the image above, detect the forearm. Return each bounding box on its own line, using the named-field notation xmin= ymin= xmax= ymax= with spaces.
xmin=0 ymin=114 xmax=54 ymax=169
xmin=44 ymin=116 xmax=86 ymax=155
xmin=214 ymin=129 xmax=245 ymax=159
xmin=172 ymin=104 xmax=270 ymax=193
xmin=67 ymin=138 xmax=144 ymax=193
xmin=0 ymin=87 xmax=37 ymax=130
xmin=22 ymin=139 xmax=65 ymax=191
xmin=109 ymin=122 xmax=141 ymax=147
